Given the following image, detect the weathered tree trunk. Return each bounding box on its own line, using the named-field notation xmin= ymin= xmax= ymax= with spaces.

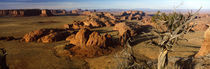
xmin=158 ymin=48 xmax=168 ymax=69
xmin=0 ymin=48 xmax=8 ymax=69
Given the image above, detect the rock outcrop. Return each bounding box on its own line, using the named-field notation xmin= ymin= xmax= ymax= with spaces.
xmin=195 ymin=25 xmax=210 ymax=57
xmin=64 ymin=21 xmax=91 ymax=30
xmin=83 ymin=12 xmax=116 ymax=27
xmin=22 ymin=28 xmax=70 ymax=43
xmin=62 ymin=28 xmax=116 ymax=58
xmin=69 ymin=28 xmax=92 ymax=46
xmin=0 ymin=36 xmax=16 ymax=41
xmin=0 ymin=9 xmax=56 ymax=17
xmin=120 ymin=11 xmax=145 ymax=20
xmin=191 ymin=23 xmax=209 ymax=31
xmin=113 ymin=22 xmax=144 ymax=36
xmin=40 ymin=9 xmax=53 ymax=16
xmin=65 ymin=12 xmax=117 ymax=29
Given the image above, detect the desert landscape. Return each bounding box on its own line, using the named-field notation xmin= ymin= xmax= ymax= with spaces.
xmin=1 ymin=0 xmax=210 ymax=69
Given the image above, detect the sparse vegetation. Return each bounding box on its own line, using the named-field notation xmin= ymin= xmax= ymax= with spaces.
xmin=146 ymin=9 xmax=200 ymax=69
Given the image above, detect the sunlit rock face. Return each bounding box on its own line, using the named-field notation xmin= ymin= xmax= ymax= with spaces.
xmin=195 ymin=25 xmax=210 ymax=57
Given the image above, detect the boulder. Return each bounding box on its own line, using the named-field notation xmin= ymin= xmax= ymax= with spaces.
xmin=195 ymin=25 xmax=210 ymax=57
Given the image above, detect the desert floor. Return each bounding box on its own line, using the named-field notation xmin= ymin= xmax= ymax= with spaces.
xmin=0 ymin=16 xmax=206 ymax=69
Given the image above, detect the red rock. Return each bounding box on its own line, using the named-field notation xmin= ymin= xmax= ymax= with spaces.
xmin=69 ymin=28 xmax=92 ymax=47
xmin=113 ymin=23 xmax=136 ymax=36
xmin=66 ymin=34 xmax=75 ymax=41
xmin=63 ymin=24 xmax=72 ymax=29
xmin=67 ymin=29 xmax=116 ymax=58
xmin=22 ymin=28 xmax=70 ymax=43
xmin=39 ymin=32 xmax=69 ymax=43
xmin=191 ymin=23 xmax=209 ymax=31
xmin=22 ymin=29 xmax=50 ymax=42
xmin=195 ymin=25 xmax=210 ymax=57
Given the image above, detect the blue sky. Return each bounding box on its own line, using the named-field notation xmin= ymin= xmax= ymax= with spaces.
xmin=0 ymin=0 xmax=208 ymax=9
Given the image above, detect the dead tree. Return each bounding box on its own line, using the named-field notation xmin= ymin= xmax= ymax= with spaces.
xmin=145 ymin=9 xmax=201 ymax=69
xmin=0 ymin=48 xmax=8 ymax=69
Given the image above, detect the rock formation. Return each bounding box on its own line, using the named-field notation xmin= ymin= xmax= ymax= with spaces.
xmin=69 ymin=28 xmax=92 ymax=46
xmin=51 ymin=9 xmax=66 ymax=15
xmin=0 ymin=9 xmax=56 ymax=17
xmin=64 ymin=21 xmax=91 ymax=30
xmin=0 ymin=36 xmax=15 ymax=41
xmin=195 ymin=25 xmax=210 ymax=57
xmin=22 ymin=28 xmax=70 ymax=43
xmin=113 ymin=22 xmax=141 ymax=36
xmin=191 ymin=23 xmax=209 ymax=31
xmin=120 ymin=10 xmax=145 ymax=20
xmin=64 ymin=28 xmax=116 ymax=58
xmin=40 ymin=9 xmax=53 ymax=16
xmin=65 ymin=12 xmax=117 ymax=29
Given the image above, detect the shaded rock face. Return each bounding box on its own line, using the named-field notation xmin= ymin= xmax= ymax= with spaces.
xmin=0 ymin=36 xmax=15 ymax=41
xmin=119 ymin=30 xmax=131 ymax=46
xmin=120 ymin=11 xmax=145 ymax=20
xmin=40 ymin=9 xmax=53 ymax=16
xmin=50 ymin=10 xmax=66 ymax=15
xmin=0 ymin=9 xmax=58 ymax=17
xmin=22 ymin=28 xmax=70 ymax=43
xmin=66 ymin=28 xmax=116 ymax=58
xmin=0 ymin=9 xmax=42 ymax=16
xmin=195 ymin=26 xmax=210 ymax=57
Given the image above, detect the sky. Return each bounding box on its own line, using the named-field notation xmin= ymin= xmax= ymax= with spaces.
xmin=0 ymin=0 xmax=209 ymax=10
